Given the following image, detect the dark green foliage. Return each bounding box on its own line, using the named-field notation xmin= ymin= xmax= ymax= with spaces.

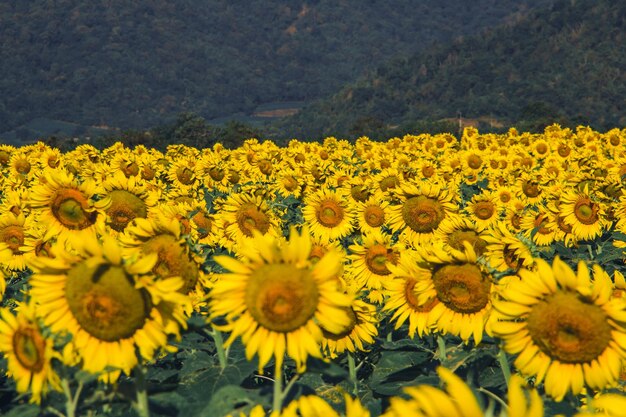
xmin=0 ymin=0 xmax=552 ymax=138
xmin=279 ymin=0 xmax=626 ymax=139
xmin=83 ymin=112 xmax=267 ymax=150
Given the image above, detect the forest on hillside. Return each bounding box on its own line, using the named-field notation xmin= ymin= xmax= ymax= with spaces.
xmin=277 ymin=0 xmax=625 ymax=141
xmin=0 ymin=0 xmax=552 ymax=137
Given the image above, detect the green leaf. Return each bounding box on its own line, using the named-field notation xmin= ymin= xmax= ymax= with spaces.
xmin=197 ymin=385 xmax=266 ymax=417
xmin=439 ymin=341 xmax=498 ymax=371
xmin=1 ymin=404 xmax=40 ymax=417
xmin=359 ymin=389 xmax=383 ymax=416
xmin=178 ymin=350 xmax=213 ymax=379
xmin=148 ymin=368 xmax=180 ymax=384
xmin=146 ymin=391 xmax=188 ymax=417
xmin=379 ymin=338 xmax=432 ymax=352
xmin=176 ymin=356 xmax=258 ymax=416
xmin=477 ymin=366 xmax=506 ymax=389
xmin=306 ymin=357 xmax=349 ymax=379
xmin=368 ymin=350 xmax=431 ymax=395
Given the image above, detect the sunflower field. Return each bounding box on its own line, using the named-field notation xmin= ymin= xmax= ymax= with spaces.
xmin=1 ymin=124 xmax=626 ymax=417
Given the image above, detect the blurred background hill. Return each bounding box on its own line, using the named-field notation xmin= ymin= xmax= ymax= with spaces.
xmin=277 ymin=0 xmax=625 ymax=141
xmin=0 ymin=0 xmax=556 ymax=144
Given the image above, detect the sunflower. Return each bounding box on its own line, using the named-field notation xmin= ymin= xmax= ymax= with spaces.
xmin=603 ymin=128 xmax=625 ymax=152
xmin=482 ymin=223 xmax=535 ymax=273
xmin=413 ymin=243 xmax=495 ymax=344
xmin=515 ymin=173 xmax=545 ymax=205
xmin=504 ymin=201 xmax=526 ymax=233
xmin=272 ymin=167 xmax=305 ymax=199
xmin=119 ymin=212 xmax=203 ymax=298
xmin=165 ymin=198 xmax=220 ymax=247
xmin=381 ymin=367 xmax=542 ymax=417
xmin=166 ymin=155 xmax=200 ymax=189
xmin=519 ymin=206 xmax=557 ymax=246
xmin=37 ymin=147 xmax=62 ymax=170
xmin=0 ymin=302 xmax=61 ymax=404
xmin=166 ymin=143 xmax=200 ymax=160
xmin=547 ymin=199 xmax=572 ymax=247
xmin=21 ymin=223 xmax=57 ymax=260
xmin=383 ymin=251 xmax=443 ymax=339
xmin=491 ymin=257 xmax=626 ymax=401
xmin=559 ymin=186 xmax=608 ymax=241
xmin=355 ymin=191 xmax=391 ymax=234
xmin=163 ymin=184 xmax=203 ymax=208
xmin=575 ymin=393 xmax=626 ymax=417
xmin=554 ymin=139 xmax=573 ymax=161
xmin=493 ymin=186 xmax=516 ymax=208
xmin=284 ymin=142 xmax=308 ymax=167
xmin=374 ymin=167 xmax=403 ymax=193
xmin=345 ymin=230 xmax=401 ymax=297
xmin=529 ymin=137 xmax=551 ymax=158
xmin=197 ymin=151 xmax=233 ymax=193
xmin=346 ymin=176 xmax=374 ymax=203
xmin=0 ymin=187 xmax=31 ymax=217
xmin=136 ymin=152 xmax=163 ymax=183
xmin=463 ymin=191 xmax=502 ymax=232
xmin=388 ymin=181 xmax=458 ymax=247
xmin=302 ymin=187 xmax=356 ymax=243
xmin=421 ymin=133 xmax=455 ymax=155
xmin=0 ymin=212 xmax=34 ymax=270
xmin=303 ymin=157 xmax=334 ymax=185
xmin=9 ymin=150 xmax=35 ymax=180
xmin=614 ymin=192 xmax=626 ymax=235
xmin=329 ymin=166 xmax=358 ymax=189
xmin=307 ymin=235 xmax=346 ymax=266
xmin=461 ymin=149 xmax=485 ymax=174
xmin=433 ymin=216 xmax=488 ymax=257
xmin=209 ymin=226 xmax=353 ymax=372
xmin=0 ymin=144 xmax=15 ymax=170
xmin=109 ymin=150 xmax=142 ymax=178
xmin=28 ymin=234 xmax=190 ymax=377
xmin=72 ymin=158 xmax=108 ymax=182
xmin=320 ymin=298 xmax=378 ymax=358
xmin=28 ymin=170 xmax=110 ymax=244
xmin=216 ymin=192 xmax=281 ymax=249
xmin=414 ymin=159 xmax=439 ymax=181
xmin=73 ymin=143 xmax=102 ymax=164
xmin=538 ymin=160 xmax=565 ymax=185
xmin=249 ymin=151 xmax=279 ymax=182
xmin=100 ymin=171 xmax=160 ymax=234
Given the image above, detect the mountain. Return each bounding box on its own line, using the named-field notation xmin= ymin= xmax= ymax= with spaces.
xmin=0 ymin=0 xmax=553 ymax=137
xmin=276 ymin=0 xmax=625 ymax=140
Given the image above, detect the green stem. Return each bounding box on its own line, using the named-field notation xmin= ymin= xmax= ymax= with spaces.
xmin=437 ymin=335 xmax=447 ymax=362
xmin=210 ymin=326 xmax=228 ymax=369
xmin=282 ymin=373 xmax=300 ymax=402
xmin=61 ymin=378 xmax=82 ymax=417
xmin=73 ymin=382 xmax=83 ymax=414
xmin=134 ymin=364 xmax=150 ymax=417
xmin=273 ymin=360 xmax=283 ymax=413
xmin=348 ymin=353 xmax=358 ymax=395
xmin=46 ymin=406 xmax=66 ymax=417
xmin=478 ymin=387 xmax=508 ymax=411
xmin=497 ymin=348 xmax=511 ymax=388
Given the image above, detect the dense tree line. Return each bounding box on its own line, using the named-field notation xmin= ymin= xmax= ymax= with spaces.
xmin=278 ymin=0 xmax=625 ymax=140
xmin=0 ymin=0 xmax=552 ymax=136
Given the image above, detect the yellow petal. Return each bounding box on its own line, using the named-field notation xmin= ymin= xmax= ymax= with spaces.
xmin=437 ymin=367 xmax=483 ymax=417
xmin=507 ymin=375 xmax=527 ymax=417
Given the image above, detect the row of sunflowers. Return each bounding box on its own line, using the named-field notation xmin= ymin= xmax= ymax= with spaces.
xmin=1 ymin=124 xmax=626 ymax=416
